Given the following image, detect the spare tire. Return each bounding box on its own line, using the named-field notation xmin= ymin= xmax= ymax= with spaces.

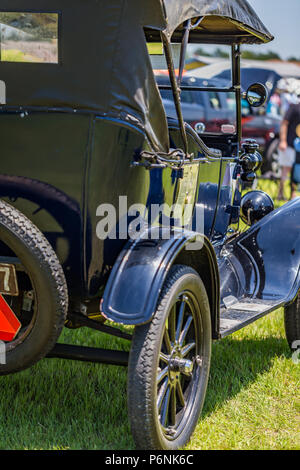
xmin=0 ymin=200 xmax=68 ymax=375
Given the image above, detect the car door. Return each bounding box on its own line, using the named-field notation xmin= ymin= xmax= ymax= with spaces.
xmin=166 ymin=122 xmax=222 ymax=238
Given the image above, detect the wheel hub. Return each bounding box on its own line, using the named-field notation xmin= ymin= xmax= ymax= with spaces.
xmin=169 ymin=357 xmax=194 ymax=376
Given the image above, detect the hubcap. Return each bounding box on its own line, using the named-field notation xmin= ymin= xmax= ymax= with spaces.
xmin=169 ymin=357 xmax=194 ymax=376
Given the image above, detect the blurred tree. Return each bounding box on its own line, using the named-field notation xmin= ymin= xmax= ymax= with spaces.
xmin=194 ymin=47 xmax=229 ymax=58
xmin=214 ymin=48 xmax=230 ymax=58
xmin=194 ymin=47 xmax=211 ymax=57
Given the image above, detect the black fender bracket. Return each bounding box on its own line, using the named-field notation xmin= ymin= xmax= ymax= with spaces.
xmin=101 ymin=228 xmax=220 ymax=335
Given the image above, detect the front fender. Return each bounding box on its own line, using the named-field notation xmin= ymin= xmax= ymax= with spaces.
xmin=101 ymin=228 xmax=220 ymax=333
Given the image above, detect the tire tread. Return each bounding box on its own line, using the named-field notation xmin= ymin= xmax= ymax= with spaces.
xmin=284 ymin=293 xmax=300 ymax=350
xmin=128 ymin=265 xmax=211 ymax=450
xmin=0 ymin=199 xmax=68 ymax=373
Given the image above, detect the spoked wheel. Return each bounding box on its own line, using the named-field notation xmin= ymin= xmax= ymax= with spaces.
xmin=128 ymin=265 xmax=211 ymax=450
xmin=0 ymin=200 xmax=68 ymax=375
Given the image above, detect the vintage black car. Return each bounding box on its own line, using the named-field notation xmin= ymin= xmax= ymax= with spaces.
xmin=0 ymin=0 xmax=299 ymax=451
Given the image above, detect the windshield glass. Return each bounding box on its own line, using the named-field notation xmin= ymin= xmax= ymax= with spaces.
xmin=149 ymin=43 xmax=237 ymax=135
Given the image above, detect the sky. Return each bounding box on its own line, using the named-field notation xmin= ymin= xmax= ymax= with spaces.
xmin=247 ymin=0 xmax=300 ymax=60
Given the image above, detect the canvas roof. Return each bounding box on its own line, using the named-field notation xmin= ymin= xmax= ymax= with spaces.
xmin=0 ymin=0 xmax=273 ymax=151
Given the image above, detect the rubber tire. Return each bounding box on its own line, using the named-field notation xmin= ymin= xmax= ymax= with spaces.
xmin=127 ymin=265 xmax=211 ymax=450
xmin=284 ymin=292 xmax=300 ymax=351
xmin=0 ymin=200 xmax=68 ymax=375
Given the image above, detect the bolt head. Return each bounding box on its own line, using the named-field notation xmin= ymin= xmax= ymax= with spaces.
xmin=165 ymin=427 xmax=176 ymax=437
xmin=195 ymin=356 xmax=203 ymax=367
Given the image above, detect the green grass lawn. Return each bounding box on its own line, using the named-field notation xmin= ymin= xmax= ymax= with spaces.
xmin=0 ymin=179 xmax=299 ymax=450
xmin=187 ymin=311 xmax=300 ymax=450
xmin=0 ymin=311 xmax=299 ymax=450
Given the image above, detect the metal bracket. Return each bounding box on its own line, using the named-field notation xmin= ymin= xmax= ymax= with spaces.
xmin=46 ymin=343 xmax=129 ymax=367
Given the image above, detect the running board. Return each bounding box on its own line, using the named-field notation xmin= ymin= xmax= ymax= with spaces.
xmin=220 ymin=298 xmax=284 ymax=338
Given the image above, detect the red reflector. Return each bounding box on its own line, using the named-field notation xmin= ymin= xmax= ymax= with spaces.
xmin=0 ymin=294 xmax=21 ymax=342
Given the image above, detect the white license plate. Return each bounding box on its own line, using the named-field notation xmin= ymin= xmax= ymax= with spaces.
xmin=0 ymin=263 xmax=19 ymax=296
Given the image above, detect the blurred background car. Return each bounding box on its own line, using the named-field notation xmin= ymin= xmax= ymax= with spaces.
xmin=156 ymin=75 xmax=236 ymax=134
xmin=156 ymin=71 xmax=282 ymax=176
xmin=214 ymin=67 xmax=283 ymax=176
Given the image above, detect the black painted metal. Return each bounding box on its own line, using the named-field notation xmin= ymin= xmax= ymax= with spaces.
xmin=178 ymin=20 xmax=191 ymax=88
xmin=240 ymin=190 xmax=274 ymax=225
xmin=0 ymin=0 xmax=297 ymax=349
xmin=239 ymin=140 xmax=263 ymax=183
xmin=218 ymin=198 xmax=300 ymax=311
xmin=232 ymin=44 xmax=242 ymax=147
xmin=101 ymin=227 xmax=221 ymax=337
xmin=158 ymin=85 xmax=236 ymax=93
xmin=67 ymin=312 xmax=132 ymax=341
xmin=161 ymin=32 xmax=189 ymax=155
xmin=0 ymin=256 xmax=23 ymax=270
xmin=219 ymin=300 xmax=283 ymax=338
xmin=46 ymin=343 xmax=129 ymax=367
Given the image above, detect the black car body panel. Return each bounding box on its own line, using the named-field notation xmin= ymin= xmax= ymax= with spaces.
xmin=101 ymin=228 xmax=220 ymax=336
xmin=3 ymin=0 xmax=299 ymax=453
xmin=219 ymin=199 xmax=300 ymax=306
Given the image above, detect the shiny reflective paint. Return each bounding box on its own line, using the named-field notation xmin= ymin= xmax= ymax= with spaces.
xmin=0 ymin=111 xmax=225 ymax=293
xmin=101 ymin=227 xmax=220 ymax=337
xmin=225 ymin=199 xmax=300 ymax=304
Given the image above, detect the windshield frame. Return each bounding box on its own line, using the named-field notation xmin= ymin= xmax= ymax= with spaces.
xmin=159 ymin=23 xmax=242 ymax=156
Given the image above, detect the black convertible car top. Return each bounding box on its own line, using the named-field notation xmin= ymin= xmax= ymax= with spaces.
xmin=0 ymin=0 xmax=273 ymax=153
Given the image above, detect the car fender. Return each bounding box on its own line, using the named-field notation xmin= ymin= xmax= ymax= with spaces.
xmin=101 ymin=228 xmax=220 ymax=337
